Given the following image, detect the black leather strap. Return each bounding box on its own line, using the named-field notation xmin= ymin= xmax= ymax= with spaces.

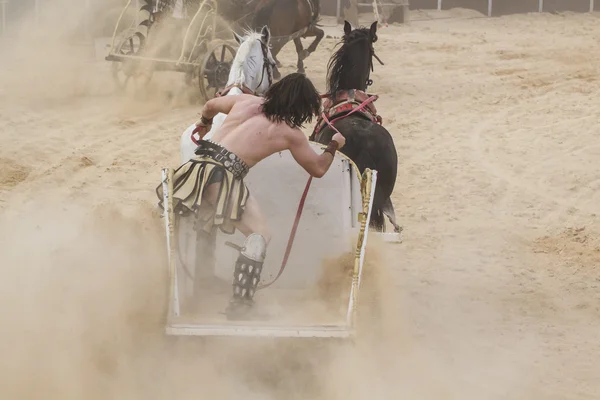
xmin=193 ymin=140 xmax=250 ymax=178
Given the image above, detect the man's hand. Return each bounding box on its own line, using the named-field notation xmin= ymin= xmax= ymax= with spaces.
xmin=192 ymin=123 xmax=211 ymax=139
xmin=322 ymin=132 xmax=346 ymax=157
xmin=192 ymin=115 xmax=212 ymax=140
xmin=332 ymin=132 xmax=346 ymax=149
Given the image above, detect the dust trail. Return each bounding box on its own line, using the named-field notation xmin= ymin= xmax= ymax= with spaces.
xmin=0 ymin=199 xmax=417 ymax=399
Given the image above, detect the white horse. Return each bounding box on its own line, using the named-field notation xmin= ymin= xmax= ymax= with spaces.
xmin=180 ymin=26 xmax=277 ymax=163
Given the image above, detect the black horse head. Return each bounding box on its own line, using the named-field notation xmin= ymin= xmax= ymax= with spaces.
xmin=326 ymin=21 xmax=382 ymax=97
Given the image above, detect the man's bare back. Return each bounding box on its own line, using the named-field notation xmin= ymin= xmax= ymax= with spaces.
xmin=196 ymin=93 xmax=346 ymax=177
xmin=210 ymin=95 xmax=283 ymax=166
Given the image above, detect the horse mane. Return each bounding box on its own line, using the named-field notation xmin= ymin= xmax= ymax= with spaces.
xmin=325 ymin=26 xmax=372 ymax=96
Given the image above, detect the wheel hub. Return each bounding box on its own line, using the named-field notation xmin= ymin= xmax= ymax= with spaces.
xmin=199 ymin=42 xmax=238 ymax=102
xmin=210 ymin=61 xmax=231 ymax=89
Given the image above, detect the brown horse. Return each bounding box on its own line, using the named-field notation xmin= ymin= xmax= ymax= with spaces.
xmin=251 ymin=0 xmax=324 ymax=77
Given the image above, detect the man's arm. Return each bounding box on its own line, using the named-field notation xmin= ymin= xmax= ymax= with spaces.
xmin=192 ymin=94 xmax=255 ymax=139
xmin=199 ymin=94 xmax=254 ymax=121
xmin=287 ymin=128 xmax=340 ymax=178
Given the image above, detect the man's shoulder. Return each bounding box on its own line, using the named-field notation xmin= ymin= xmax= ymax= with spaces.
xmin=232 ymin=94 xmax=263 ymax=109
xmin=274 ymin=122 xmax=305 ymax=142
xmin=238 ymin=94 xmax=263 ymax=103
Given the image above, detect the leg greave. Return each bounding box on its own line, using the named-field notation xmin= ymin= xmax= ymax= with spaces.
xmin=231 ymin=233 xmax=267 ymax=302
xmin=241 ymin=233 xmax=267 ymax=262
xmin=232 ymin=255 xmax=263 ymax=301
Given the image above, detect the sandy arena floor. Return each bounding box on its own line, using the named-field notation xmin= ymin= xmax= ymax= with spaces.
xmin=0 ymin=4 xmax=599 ymax=399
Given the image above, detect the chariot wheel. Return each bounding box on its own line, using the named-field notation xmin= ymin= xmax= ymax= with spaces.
xmin=197 ymin=40 xmax=237 ymax=102
xmin=111 ymin=31 xmax=153 ymax=94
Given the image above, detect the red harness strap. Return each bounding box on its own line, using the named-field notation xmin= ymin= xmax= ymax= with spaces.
xmin=321 ymin=90 xmax=379 ymax=116
xmin=315 ymin=94 xmax=382 ymax=139
xmin=311 ymin=91 xmax=383 ymax=141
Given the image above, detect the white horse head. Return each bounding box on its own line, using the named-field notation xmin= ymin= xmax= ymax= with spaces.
xmin=180 ymin=26 xmax=276 ymax=163
xmin=229 ymin=25 xmax=277 ymax=96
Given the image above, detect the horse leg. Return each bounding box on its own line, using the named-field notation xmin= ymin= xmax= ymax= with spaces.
xmin=270 ymin=39 xmax=288 ymax=79
xmin=369 ymin=208 xmax=385 ymax=232
xmin=304 ymin=25 xmax=325 ymax=55
xmin=273 ymin=63 xmax=282 ymax=80
xmin=294 ymin=26 xmax=324 ymax=62
xmin=369 ymin=182 xmax=395 ymax=233
xmin=293 ymin=37 xmax=306 ymax=74
xmin=350 ymin=148 xmax=391 ymax=233
xmin=381 ymin=197 xmax=402 ymax=233
xmin=272 ymin=47 xmax=283 ymax=68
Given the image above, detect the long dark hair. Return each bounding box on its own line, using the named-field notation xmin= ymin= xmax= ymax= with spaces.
xmin=261 ymin=73 xmax=321 ymax=128
xmin=326 ymin=21 xmax=378 ymax=97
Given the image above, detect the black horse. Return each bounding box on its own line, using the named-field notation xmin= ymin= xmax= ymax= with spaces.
xmin=310 ymin=21 xmax=401 ymax=232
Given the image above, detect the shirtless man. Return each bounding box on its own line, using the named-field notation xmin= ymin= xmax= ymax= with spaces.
xmin=156 ymin=73 xmax=345 ymax=319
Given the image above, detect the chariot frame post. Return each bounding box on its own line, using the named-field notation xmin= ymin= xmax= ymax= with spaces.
xmin=346 ymin=169 xmax=377 ymax=330
xmin=162 ymin=168 xmax=180 ymax=320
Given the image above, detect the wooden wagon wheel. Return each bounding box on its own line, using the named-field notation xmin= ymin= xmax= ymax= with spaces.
xmin=197 ymin=40 xmax=237 ymax=102
xmin=111 ymin=31 xmax=154 ymax=93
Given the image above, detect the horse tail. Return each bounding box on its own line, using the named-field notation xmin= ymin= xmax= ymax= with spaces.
xmin=309 ymin=0 xmax=322 ymax=26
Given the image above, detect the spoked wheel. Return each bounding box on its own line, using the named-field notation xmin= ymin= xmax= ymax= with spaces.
xmin=198 ymin=40 xmax=237 ymax=102
xmin=111 ymin=32 xmax=153 ymax=94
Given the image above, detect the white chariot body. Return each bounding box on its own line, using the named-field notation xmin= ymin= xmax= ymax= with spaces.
xmin=160 ymin=143 xmax=378 ymax=338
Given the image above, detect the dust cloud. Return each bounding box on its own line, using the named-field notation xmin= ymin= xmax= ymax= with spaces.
xmin=0 ymin=202 xmax=465 ymax=399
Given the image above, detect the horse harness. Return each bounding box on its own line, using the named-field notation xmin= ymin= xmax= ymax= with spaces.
xmin=366 ymin=47 xmax=384 ymax=88
xmin=310 ymin=89 xmax=383 ymax=142
xmin=308 ymin=27 xmax=386 ymax=142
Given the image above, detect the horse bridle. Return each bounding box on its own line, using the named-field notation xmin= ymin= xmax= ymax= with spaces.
xmin=255 ymin=39 xmax=276 ymax=92
xmin=368 ymin=47 xmax=384 ymax=87
xmin=345 ymin=32 xmax=384 ymax=88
